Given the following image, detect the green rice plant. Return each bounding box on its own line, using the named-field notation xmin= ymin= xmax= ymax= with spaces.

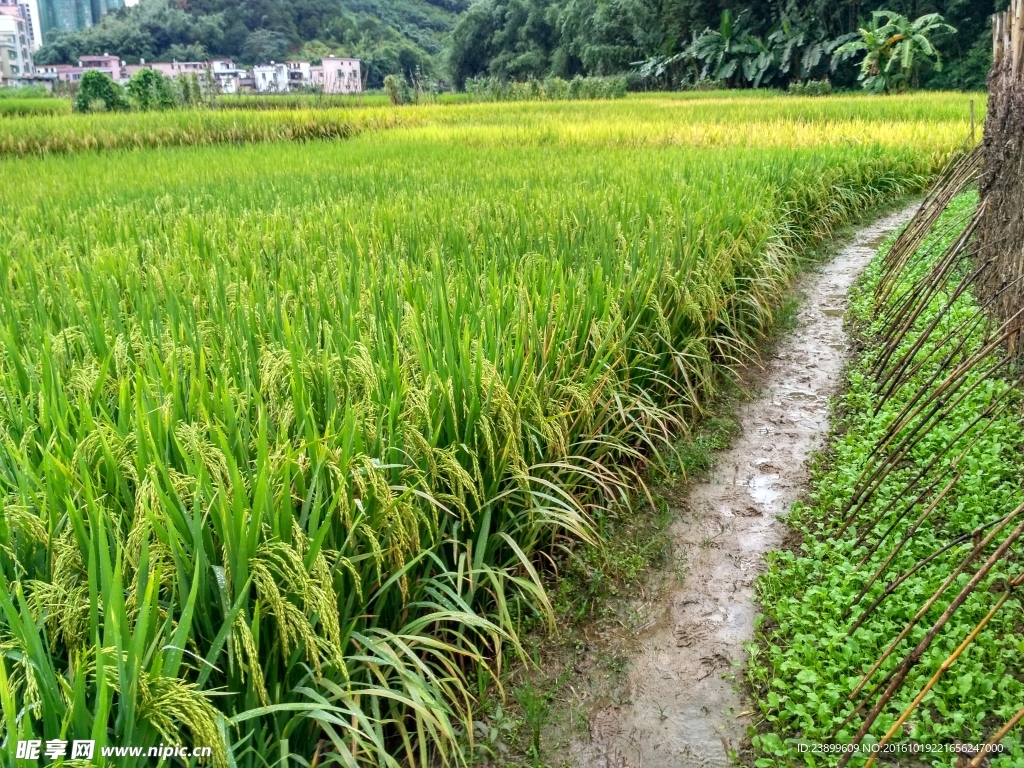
xmin=0 ymin=91 xmax=979 ymax=160
xmin=213 ymin=93 xmax=470 ymax=111
xmin=0 ymin=98 xmax=71 ymax=118
xmin=0 ymin=85 xmax=50 ymax=98
xmin=463 ymin=75 xmax=628 ymax=102
xmin=0 ymin=94 xmax=972 ymax=766
xmin=216 ymin=92 xmax=393 ymax=110
xmin=0 ymin=105 xmax=419 ymax=157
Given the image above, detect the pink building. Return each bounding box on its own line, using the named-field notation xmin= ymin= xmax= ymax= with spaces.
xmin=310 ymin=56 xmax=361 ymax=94
xmin=78 ymin=53 xmax=119 ymax=70
xmin=148 ymin=60 xmax=206 ymax=78
xmin=127 ymin=59 xmax=240 ymax=90
xmin=43 ymin=53 xmax=121 ymax=83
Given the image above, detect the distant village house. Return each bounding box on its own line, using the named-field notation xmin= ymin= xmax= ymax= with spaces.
xmin=311 ymin=57 xmax=361 ymax=94
xmin=3 ymin=46 xmax=361 ymax=94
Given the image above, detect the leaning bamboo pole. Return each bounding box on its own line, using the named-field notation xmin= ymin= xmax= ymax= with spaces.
xmin=829 ymin=4 xmax=1024 ymax=760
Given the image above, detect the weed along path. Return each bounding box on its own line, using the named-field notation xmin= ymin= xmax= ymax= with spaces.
xmin=569 ymin=205 xmax=919 ymax=768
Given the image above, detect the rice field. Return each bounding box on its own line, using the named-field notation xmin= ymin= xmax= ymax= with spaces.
xmin=0 ymin=91 xmax=979 ymax=158
xmin=0 ymin=94 xmax=978 ymax=766
xmin=0 ymin=88 xmax=70 ymax=119
xmin=213 ymin=92 xmax=470 ymax=111
xmin=214 ymin=92 xmax=396 ymax=110
xmin=0 ymin=104 xmax=413 ymax=157
xmin=0 ymin=98 xmax=71 ymax=118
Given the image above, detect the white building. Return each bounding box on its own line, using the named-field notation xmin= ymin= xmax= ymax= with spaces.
xmin=0 ymin=6 xmax=32 ymax=84
xmin=0 ymin=0 xmax=38 ymax=49
xmin=252 ymin=62 xmax=288 ymax=93
xmin=285 ymin=59 xmax=311 ymax=89
xmin=209 ymin=58 xmax=244 ymax=94
xmin=21 ymin=0 xmax=37 ymax=48
xmin=310 ymin=56 xmax=361 ymax=94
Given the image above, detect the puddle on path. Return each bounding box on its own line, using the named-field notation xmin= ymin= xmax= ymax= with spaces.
xmin=568 ymin=205 xmax=918 ymax=768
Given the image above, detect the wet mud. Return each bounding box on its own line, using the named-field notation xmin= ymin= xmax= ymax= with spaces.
xmin=569 ymin=205 xmax=919 ymax=768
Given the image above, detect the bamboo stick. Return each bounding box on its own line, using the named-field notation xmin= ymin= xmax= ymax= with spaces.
xmin=844 ymin=509 xmax=1020 ymax=638
xmin=862 ymin=594 xmax=1010 ymax=768
xmin=970 ymin=704 xmax=1024 ymax=767
xmin=846 ymin=501 xmax=1024 ymax=702
xmin=837 ymin=518 xmax=1024 ymax=767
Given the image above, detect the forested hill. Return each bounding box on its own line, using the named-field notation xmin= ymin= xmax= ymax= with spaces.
xmin=35 ymin=0 xmax=470 ymax=88
xmin=36 ymin=0 xmax=1000 ymax=90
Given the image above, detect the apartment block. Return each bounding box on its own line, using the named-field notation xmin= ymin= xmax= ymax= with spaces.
xmin=0 ymin=5 xmax=32 ymax=84
xmin=0 ymin=0 xmax=39 ymax=49
xmin=37 ymin=0 xmax=123 ymax=43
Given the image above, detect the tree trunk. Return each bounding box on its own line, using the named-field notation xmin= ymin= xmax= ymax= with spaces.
xmin=976 ymin=0 xmax=1024 ymax=350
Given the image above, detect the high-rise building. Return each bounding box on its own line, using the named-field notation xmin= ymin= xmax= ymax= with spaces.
xmin=21 ymin=0 xmax=41 ymax=48
xmin=0 ymin=0 xmax=38 ymax=50
xmin=0 ymin=4 xmax=32 ymax=83
xmin=37 ymin=0 xmax=122 ymax=43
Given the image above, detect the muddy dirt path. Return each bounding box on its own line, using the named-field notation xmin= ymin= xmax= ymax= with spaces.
xmin=570 ymin=205 xmax=918 ymax=768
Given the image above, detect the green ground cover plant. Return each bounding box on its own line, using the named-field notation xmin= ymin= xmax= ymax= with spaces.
xmin=750 ymin=191 xmax=1024 ymax=765
xmin=0 ymin=94 xmax=976 ymax=766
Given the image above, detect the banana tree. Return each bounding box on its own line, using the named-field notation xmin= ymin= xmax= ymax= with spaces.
xmin=834 ymin=10 xmax=955 ymax=93
xmin=742 ymin=35 xmax=777 ymax=88
xmin=887 ymin=11 xmax=956 ymax=88
xmin=690 ymin=9 xmax=757 ymax=86
xmin=769 ymin=4 xmax=856 ymax=84
xmin=633 ymin=49 xmax=697 ymax=89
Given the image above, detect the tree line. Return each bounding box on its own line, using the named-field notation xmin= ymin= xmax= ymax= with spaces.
xmin=447 ymin=0 xmax=1001 ymax=90
xmin=36 ymin=0 xmax=1002 ymax=91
